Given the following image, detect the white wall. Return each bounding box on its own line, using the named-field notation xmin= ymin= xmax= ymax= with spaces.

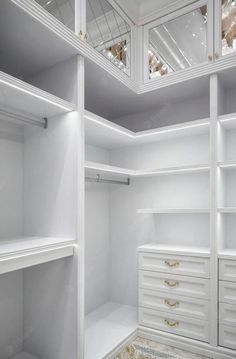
xmin=113 ymin=95 xmax=209 ymax=132
xmin=0 ymin=120 xmax=23 ymax=239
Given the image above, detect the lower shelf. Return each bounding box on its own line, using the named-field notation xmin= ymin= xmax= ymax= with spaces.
xmin=85 ymin=302 xmax=137 ymax=359
xmin=13 ymin=353 xmax=38 ymax=359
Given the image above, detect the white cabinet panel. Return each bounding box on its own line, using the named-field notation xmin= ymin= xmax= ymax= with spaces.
xmin=139 ymin=271 xmax=209 ymax=299
xmin=219 ymin=281 xmax=236 ymax=305
xmin=139 ymin=252 xmax=210 ymax=278
xmin=219 ymin=259 xmax=236 ymax=282
xmin=219 ymin=324 xmax=236 ymax=350
xmin=139 ymin=307 xmax=209 ymax=342
xmin=139 ymin=288 xmax=209 ymax=320
xmin=219 ymin=303 xmax=236 ymax=327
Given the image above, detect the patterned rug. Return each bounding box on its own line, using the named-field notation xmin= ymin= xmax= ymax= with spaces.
xmin=115 ymin=337 xmax=211 ymax=359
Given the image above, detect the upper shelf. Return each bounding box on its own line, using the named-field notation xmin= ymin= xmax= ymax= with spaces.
xmin=0 ymin=71 xmax=76 ymax=121
xmin=0 ymin=236 xmax=76 ymax=275
xmin=85 ymin=111 xmax=210 ymax=149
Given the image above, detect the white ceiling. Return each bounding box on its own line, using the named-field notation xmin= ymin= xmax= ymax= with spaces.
xmin=115 ymin=0 xmax=195 ymax=24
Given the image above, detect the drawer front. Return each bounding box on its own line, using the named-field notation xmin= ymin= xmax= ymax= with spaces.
xmin=139 ymin=307 xmax=209 ymax=343
xmin=139 ymin=252 xmax=209 ymax=278
xmin=219 ymin=324 xmax=236 ymax=350
xmin=219 ymin=303 xmax=236 ymax=327
xmin=219 ymin=259 xmax=236 ymax=282
xmin=219 ymin=281 xmax=236 ymax=305
xmin=139 ymin=288 xmax=209 ymax=320
xmin=139 ymin=271 xmax=209 ymax=299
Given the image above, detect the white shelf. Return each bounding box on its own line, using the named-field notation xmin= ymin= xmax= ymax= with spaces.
xmin=138 ymin=244 xmax=210 ymax=257
xmin=85 ymin=161 xmax=210 ymax=179
xmin=0 ymin=237 xmax=76 ymax=275
xmin=218 ymin=207 xmax=236 ymax=213
xmin=85 ymin=110 xmax=210 ymax=149
xmin=218 ymin=160 xmax=236 ymax=170
xmin=219 ymin=113 xmax=236 ymax=129
xmin=218 ymin=249 xmax=236 ymax=260
xmin=13 ymin=353 xmax=38 ymax=359
xmin=0 ymin=71 xmax=76 ymax=121
xmin=137 ymin=208 xmax=210 ymax=214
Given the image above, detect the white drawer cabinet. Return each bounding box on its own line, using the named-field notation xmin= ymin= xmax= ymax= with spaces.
xmin=219 ymin=259 xmax=236 ymax=282
xmin=219 ymin=303 xmax=236 ymax=327
xmin=219 ymin=281 xmax=236 ymax=305
xmin=139 ymin=252 xmax=210 ymax=278
xmin=139 ymin=270 xmax=209 ymax=299
xmin=219 ymin=324 xmax=236 ymax=350
xmin=139 ymin=307 xmax=209 ymax=342
xmin=139 ymin=288 xmax=209 ymax=320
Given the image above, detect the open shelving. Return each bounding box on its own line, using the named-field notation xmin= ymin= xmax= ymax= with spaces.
xmin=0 ymin=237 xmax=75 ymax=275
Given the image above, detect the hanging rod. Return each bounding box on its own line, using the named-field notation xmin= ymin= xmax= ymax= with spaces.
xmin=85 ymin=174 xmax=130 ymax=186
xmin=0 ymin=107 xmax=47 ymax=128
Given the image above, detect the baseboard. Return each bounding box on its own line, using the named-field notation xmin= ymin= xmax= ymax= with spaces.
xmin=138 ymin=326 xmax=236 ymax=359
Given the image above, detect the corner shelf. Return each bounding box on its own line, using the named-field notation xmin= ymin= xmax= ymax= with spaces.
xmin=0 ymin=237 xmax=76 ymax=275
xmin=136 ymin=208 xmax=210 ymax=214
xmin=0 ymin=71 xmax=76 ymax=121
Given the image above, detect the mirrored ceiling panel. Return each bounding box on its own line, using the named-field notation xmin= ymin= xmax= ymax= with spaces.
xmin=222 ymin=0 xmax=236 ymax=56
xmin=86 ymin=0 xmax=131 ymax=75
xmin=148 ymin=6 xmax=208 ymax=79
xmin=34 ymin=0 xmax=75 ymax=31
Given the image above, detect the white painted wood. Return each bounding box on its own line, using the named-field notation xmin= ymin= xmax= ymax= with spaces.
xmin=13 ymin=353 xmax=38 ymax=359
xmin=220 ymin=303 xmax=236 ymax=327
xmin=219 ymin=324 xmax=236 ymax=350
xmin=218 ymin=207 xmax=236 ymax=213
xmin=139 ymin=271 xmax=209 ymax=299
xmin=218 ymin=160 xmax=236 ymax=170
xmin=139 ymin=307 xmax=209 ymax=342
xmin=220 ymin=113 xmax=236 ymax=129
xmin=218 ymin=249 xmax=236 ymax=260
xmin=219 ymin=281 xmax=236 ymax=305
xmin=139 ymin=288 xmax=209 ymax=320
xmin=137 ymin=208 xmax=210 ymax=214
xmin=0 ymin=237 xmax=75 ymax=275
xmin=219 ymin=259 xmax=236 ymax=282
xmin=138 ymin=244 xmax=210 ymax=257
xmin=138 ymin=252 xmax=210 ymax=278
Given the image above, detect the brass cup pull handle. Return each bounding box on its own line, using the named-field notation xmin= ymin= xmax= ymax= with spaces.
xmin=165 ymin=299 xmax=179 ymax=308
xmin=165 ymin=260 xmax=179 ymax=268
xmin=165 ymin=280 xmax=179 ymax=288
xmin=165 ymin=319 xmax=179 ymax=328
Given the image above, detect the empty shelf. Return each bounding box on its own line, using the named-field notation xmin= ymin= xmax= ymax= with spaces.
xmin=218 ymin=207 xmax=236 ymax=213
xmin=85 ymin=161 xmax=133 ymax=177
xmin=137 ymin=208 xmax=210 ymax=214
xmin=0 ymin=237 xmax=76 ymax=275
xmin=218 ymin=160 xmax=236 ymax=170
xmin=219 ymin=113 xmax=236 ymax=129
xmin=0 ymin=72 xmax=76 ymax=120
xmin=138 ymin=244 xmax=210 ymax=257
xmin=13 ymin=353 xmax=38 ymax=359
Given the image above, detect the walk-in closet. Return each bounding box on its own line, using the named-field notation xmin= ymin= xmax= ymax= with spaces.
xmin=1 ymin=0 xmax=236 ymax=359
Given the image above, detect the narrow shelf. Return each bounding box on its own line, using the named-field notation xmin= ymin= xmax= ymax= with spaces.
xmin=138 ymin=244 xmax=210 ymax=257
xmin=218 ymin=160 xmax=236 ymax=170
xmin=85 ymin=161 xmax=210 ymax=179
xmin=218 ymin=249 xmax=236 ymax=260
xmin=218 ymin=207 xmax=236 ymax=213
xmin=85 ymin=110 xmax=210 ymax=149
xmin=137 ymin=208 xmax=210 ymax=214
xmin=0 ymin=237 xmax=76 ymax=275
xmin=0 ymin=71 xmax=76 ymax=121
xmin=219 ymin=113 xmax=236 ymax=129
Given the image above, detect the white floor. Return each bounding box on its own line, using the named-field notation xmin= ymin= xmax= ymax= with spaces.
xmin=85 ymin=302 xmax=138 ymax=359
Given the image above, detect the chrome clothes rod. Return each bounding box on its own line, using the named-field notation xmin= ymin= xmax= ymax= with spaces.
xmin=85 ymin=175 xmax=130 ymax=186
xmin=0 ymin=107 xmax=47 ymax=128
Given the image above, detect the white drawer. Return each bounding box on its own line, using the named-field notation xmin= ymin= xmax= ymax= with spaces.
xmin=139 ymin=307 xmax=209 ymax=343
xmin=219 ymin=324 xmax=236 ymax=350
xmin=139 ymin=270 xmax=209 ymax=299
xmin=139 ymin=288 xmax=209 ymax=320
xmin=219 ymin=303 xmax=236 ymax=327
xmin=219 ymin=259 xmax=236 ymax=282
xmin=219 ymin=281 xmax=236 ymax=305
xmin=139 ymin=252 xmax=209 ymax=278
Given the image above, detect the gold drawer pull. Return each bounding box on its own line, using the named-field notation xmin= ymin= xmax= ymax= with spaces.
xmin=165 ymin=319 xmax=179 ymax=328
xmin=165 ymin=280 xmax=179 ymax=288
xmin=165 ymin=299 xmax=179 ymax=308
xmin=165 ymin=260 xmax=179 ymax=268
